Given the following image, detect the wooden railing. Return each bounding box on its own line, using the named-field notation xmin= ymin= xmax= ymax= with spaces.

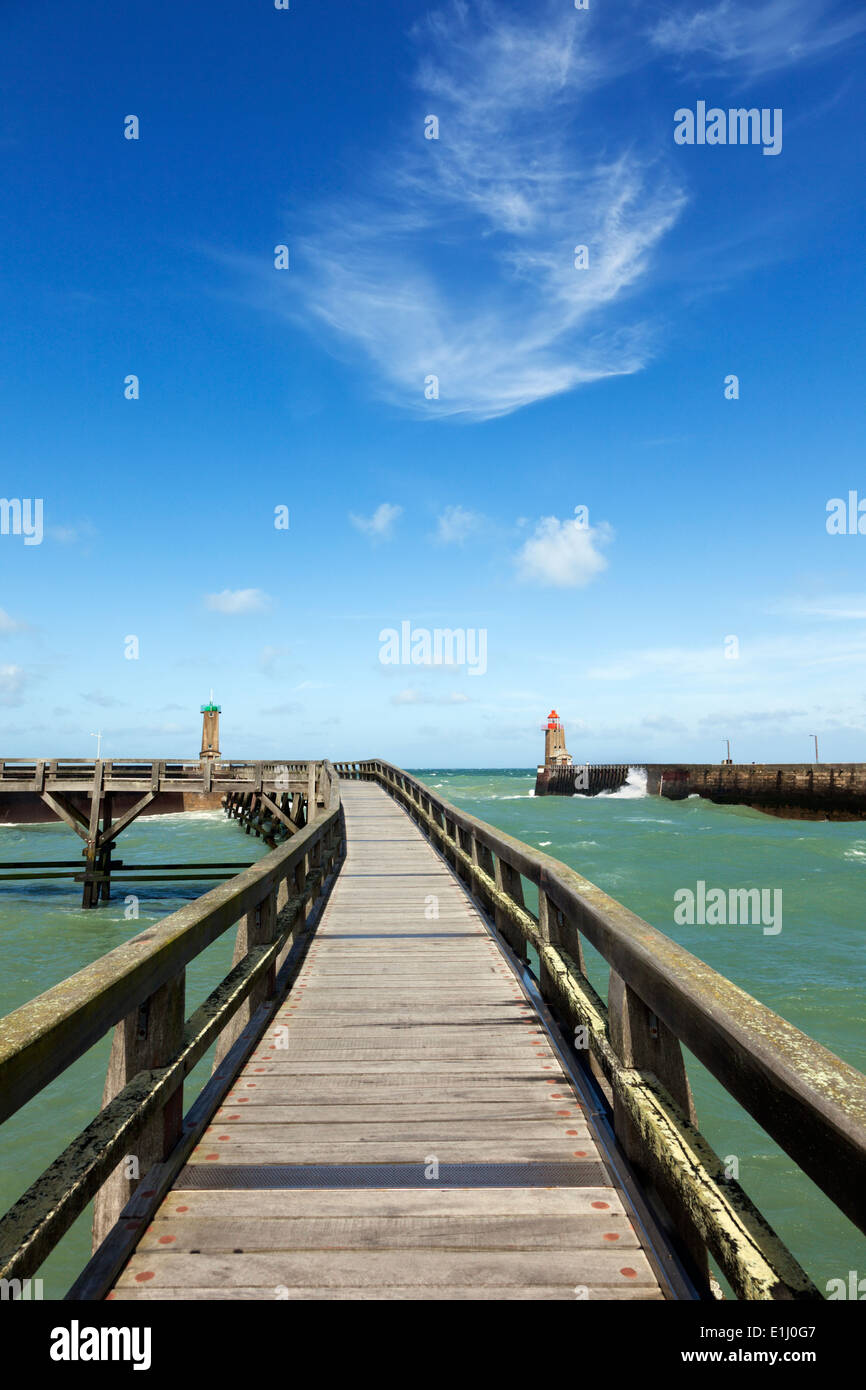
xmin=0 ymin=758 xmax=314 ymax=791
xmin=342 ymin=760 xmax=866 ymax=1301
xmin=0 ymin=762 xmax=343 ymax=1291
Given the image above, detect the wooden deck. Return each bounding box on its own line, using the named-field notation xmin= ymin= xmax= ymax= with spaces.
xmin=108 ymin=781 xmax=666 ymax=1300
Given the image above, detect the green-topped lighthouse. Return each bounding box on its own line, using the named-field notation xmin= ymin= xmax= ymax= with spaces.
xmin=200 ymin=693 xmax=221 ymax=762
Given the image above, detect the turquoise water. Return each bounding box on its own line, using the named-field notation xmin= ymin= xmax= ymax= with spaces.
xmin=1 ymin=778 xmax=863 ymax=1299
xmin=0 ymin=811 xmax=267 ymax=1299
xmin=411 ymin=768 xmax=866 ymax=1296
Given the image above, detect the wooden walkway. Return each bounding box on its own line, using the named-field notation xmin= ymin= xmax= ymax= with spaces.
xmin=108 ymin=781 xmax=665 ymax=1300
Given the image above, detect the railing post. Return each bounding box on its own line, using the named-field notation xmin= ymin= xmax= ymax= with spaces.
xmin=607 ymin=969 xmax=710 ymax=1289
xmin=212 ymin=888 xmax=278 ymax=1070
xmin=306 ymin=762 xmax=317 ymax=824
xmin=92 ymin=970 xmax=186 ymax=1249
xmin=537 ymin=888 xmax=561 ymax=999
xmin=493 ymin=857 xmax=528 ymax=961
xmin=441 ymin=814 xmax=458 ymax=873
xmin=470 ymin=834 xmax=496 ymax=916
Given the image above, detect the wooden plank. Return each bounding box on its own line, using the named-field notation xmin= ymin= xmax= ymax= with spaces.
xmin=207 ymin=1102 xmax=585 ymax=1123
xmin=186 ymin=1141 xmax=594 ymax=1165
xmin=109 ymin=1285 xmax=663 ymax=1301
xmin=225 ymin=1060 xmax=567 ymax=1075
xmin=154 ymin=1188 xmax=627 ymax=1218
xmin=114 ymin=1249 xmax=659 ymax=1290
xmin=191 ymin=1119 xmax=593 ymax=1143
xmin=134 ymin=1214 xmax=639 ymax=1252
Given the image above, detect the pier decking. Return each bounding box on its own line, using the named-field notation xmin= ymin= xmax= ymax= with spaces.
xmin=108 ymin=782 xmax=664 ymax=1300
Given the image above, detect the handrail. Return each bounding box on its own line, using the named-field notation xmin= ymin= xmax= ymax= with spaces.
xmin=341 ymin=759 xmax=866 ymax=1300
xmin=0 ymin=760 xmax=344 ymax=1286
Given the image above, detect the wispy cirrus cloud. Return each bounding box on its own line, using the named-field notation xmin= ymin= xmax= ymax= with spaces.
xmin=768 ymin=593 xmax=866 ymax=621
xmin=648 ymin=0 xmax=866 ymax=77
xmin=259 ymin=1 xmax=684 ymax=421
xmin=587 ymin=633 xmax=866 ymax=685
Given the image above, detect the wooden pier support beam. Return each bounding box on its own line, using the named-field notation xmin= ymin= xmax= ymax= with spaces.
xmin=81 ymin=761 xmax=104 ymax=909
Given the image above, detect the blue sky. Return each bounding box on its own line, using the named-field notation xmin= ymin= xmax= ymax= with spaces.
xmin=1 ymin=0 xmax=865 ymax=766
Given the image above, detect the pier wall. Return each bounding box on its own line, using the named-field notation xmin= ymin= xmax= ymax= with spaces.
xmin=535 ymin=764 xmax=629 ymax=796
xmin=535 ymin=761 xmax=866 ymax=819
xmin=645 ymin=763 xmax=866 ymax=821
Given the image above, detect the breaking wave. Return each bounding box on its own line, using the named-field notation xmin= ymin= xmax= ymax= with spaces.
xmin=596 ymin=766 xmax=648 ymax=800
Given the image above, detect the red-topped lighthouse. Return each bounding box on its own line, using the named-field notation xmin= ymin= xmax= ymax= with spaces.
xmin=542 ymin=709 xmax=572 ymax=768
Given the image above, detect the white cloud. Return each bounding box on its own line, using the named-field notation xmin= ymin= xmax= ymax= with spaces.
xmin=0 ymin=608 xmax=26 ymax=634
xmin=516 ymin=514 xmax=612 ymax=587
xmin=0 ymin=664 xmax=31 ymax=705
xmin=80 ymin=692 xmax=124 ymax=708
xmin=47 ymin=521 xmax=97 ymax=545
xmin=769 ymin=594 xmax=866 ymax=621
xmin=256 ymin=2 xmax=684 ymax=421
xmin=205 ymin=588 xmax=270 ymax=614
xmin=649 ymin=0 xmax=866 ymax=75
xmin=259 ymin=644 xmax=291 ymax=676
xmin=434 ymin=505 xmax=484 ymax=545
xmin=349 ymin=503 xmax=403 ymax=540
xmin=391 ymin=689 xmax=470 ymax=706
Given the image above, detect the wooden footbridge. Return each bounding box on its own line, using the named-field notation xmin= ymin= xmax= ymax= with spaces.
xmin=0 ymin=758 xmax=317 ymax=905
xmin=0 ymin=760 xmax=864 ymax=1300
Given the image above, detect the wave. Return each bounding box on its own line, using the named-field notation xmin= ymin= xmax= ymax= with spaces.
xmin=596 ymin=766 xmax=649 ymax=800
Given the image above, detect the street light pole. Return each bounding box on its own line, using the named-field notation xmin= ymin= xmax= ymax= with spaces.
xmin=91 ymin=731 xmax=102 ymax=760
xmin=811 ymin=734 xmax=819 ymax=764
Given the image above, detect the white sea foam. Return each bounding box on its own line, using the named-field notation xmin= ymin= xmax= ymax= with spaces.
xmin=597 ymin=766 xmax=648 ymax=800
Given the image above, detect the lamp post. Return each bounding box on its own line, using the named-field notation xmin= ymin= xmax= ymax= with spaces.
xmin=91 ymin=731 xmax=103 ymax=759
xmin=810 ymin=734 xmax=819 ymax=765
